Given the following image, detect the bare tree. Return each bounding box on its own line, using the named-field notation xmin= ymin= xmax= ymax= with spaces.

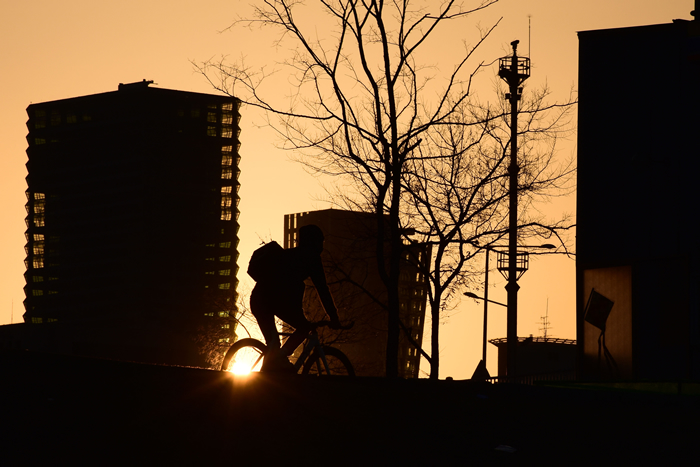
xmin=195 ymin=0 xmax=506 ymax=377
xmin=401 ymin=84 xmax=575 ymax=379
xmin=195 ymin=286 xmax=244 ymax=369
xmin=196 ymin=1 xmax=575 ymax=377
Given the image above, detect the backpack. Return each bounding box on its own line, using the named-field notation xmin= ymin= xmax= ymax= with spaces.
xmin=247 ymin=241 xmax=285 ymax=283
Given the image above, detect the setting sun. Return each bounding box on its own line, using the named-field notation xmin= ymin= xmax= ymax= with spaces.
xmin=230 ymin=361 xmax=253 ymax=375
xmin=224 ymin=345 xmax=265 ymax=375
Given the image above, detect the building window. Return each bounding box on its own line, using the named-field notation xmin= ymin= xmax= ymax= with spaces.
xmin=219 ymin=242 xmax=231 ymax=248
xmin=33 ymin=276 xmax=44 ymax=282
xmin=221 ymin=209 xmax=232 ymax=221
xmin=32 ymin=290 xmax=44 ymax=296
xmin=219 ymin=256 xmax=231 ymax=262
xmin=207 ymin=112 xmax=217 ymax=123
xmin=221 ymin=126 xmax=233 ymax=138
xmin=50 ymin=111 xmax=61 ymax=126
xmin=221 ymin=168 xmax=233 ymax=179
xmin=33 ymin=257 xmax=44 ymax=268
xmin=66 ymin=113 xmax=77 ymax=124
xmin=207 ymin=126 xmax=217 ymax=137
xmin=34 ymin=214 xmax=46 ymax=227
xmin=31 ymin=317 xmax=43 ymax=324
xmin=222 ymin=324 xmax=230 ymax=329
xmin=34 ymin=200 xmax=45 ymax=214
xmin=218 ymin=283 xmax=230 ymax=290
xmin=219 ymin=269 xmax=231 ymax=276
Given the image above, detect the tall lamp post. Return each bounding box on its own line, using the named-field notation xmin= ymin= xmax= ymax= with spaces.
xmin=498 ymin=40 xmax=530 ymax=378
xmin=465 ymin=243 xmax=554 ymax=375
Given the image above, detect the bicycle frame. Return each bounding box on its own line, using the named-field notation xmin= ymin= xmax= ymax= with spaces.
xmin=289 ymin=328 xmax=331 ymax=374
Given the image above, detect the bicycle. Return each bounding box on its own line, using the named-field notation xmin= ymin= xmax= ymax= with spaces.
xmin=220 ymin=320 xmax=355 ymax=376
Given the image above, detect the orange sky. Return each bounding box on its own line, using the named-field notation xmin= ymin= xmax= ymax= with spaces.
xmin=0 ymin=0 xmax=693 ymax=378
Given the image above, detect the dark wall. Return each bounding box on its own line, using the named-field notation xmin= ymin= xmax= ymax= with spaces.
xmin=577 ymin=21 xmax=700 ymax=380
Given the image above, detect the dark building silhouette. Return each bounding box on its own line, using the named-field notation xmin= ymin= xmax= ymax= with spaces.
xmin=10 ymin=80 xmax=241 ymax=367
xmin=489 ymin=336 xmax=577 ymax=382
xmin=577 ymin=13 xmax=700 ymax=380
xmin=283 ymin=209 xmax=429 ymax=377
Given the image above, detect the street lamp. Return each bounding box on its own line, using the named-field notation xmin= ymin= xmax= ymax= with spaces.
xmin=465 ymin=243 xmax=555 ymax=375
xmin=464 ymin=291 xmax=507 ymax=308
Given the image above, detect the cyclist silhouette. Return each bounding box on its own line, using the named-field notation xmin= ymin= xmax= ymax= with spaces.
xmin=250 ymin=224 xmax=341 ymax=371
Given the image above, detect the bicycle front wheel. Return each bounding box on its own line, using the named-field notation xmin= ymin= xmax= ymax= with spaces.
xmin=220 ymin=338 xmax=267 ymax=374
xmin=301 ymin=346 xmax=355 ymax=376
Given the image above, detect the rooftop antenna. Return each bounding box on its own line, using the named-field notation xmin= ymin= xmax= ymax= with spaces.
xmin=539 ymin=298 xmax=552 ymax=339
xmin=528 ymin=14 xmax=531 ymax=57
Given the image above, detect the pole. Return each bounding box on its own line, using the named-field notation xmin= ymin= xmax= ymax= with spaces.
xmin=482 ymin=248 xmax=489 ymax=364
xmin=506 ymin=42 xmax=520 ymax=379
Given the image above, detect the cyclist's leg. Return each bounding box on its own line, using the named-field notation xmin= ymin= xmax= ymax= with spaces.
xmin=277 ymin=307 xmax=311 ymax=357
xmin=250 ymin=285 xmax=282 ymax=350
xmin=251 ymin=289 xmax=294 ymax=372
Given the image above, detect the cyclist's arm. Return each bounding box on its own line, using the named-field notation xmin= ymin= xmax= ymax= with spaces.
xmin=309 ymin=257 xmax=340 ymax=324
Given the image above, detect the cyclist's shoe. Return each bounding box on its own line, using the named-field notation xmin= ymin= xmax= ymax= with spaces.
xmin=261 ymin=349 xmax=295 ymax=373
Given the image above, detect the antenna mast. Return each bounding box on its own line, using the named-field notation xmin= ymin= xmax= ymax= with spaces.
xmin=539 ymin=298 xmax=552 ymax=340
xmin=498 ymin=41 xmax=530 ymax=378
xmin=528 ymin=15 xmax=532 ymax=57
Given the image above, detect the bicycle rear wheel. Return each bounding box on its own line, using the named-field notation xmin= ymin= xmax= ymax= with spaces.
xmin=301 ymin=346 xmax=355 ymax=376
xmin=220 ymin=338 xmax=267 ymax=374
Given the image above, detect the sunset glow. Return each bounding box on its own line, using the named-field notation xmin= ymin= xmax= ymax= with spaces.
xmin=225 ymin=346 xmax=265 ymax=375
xmin=230 ymin=361 xmax=255 ymax=376
xmin=0 ymin=0 xmax=692 ymax=379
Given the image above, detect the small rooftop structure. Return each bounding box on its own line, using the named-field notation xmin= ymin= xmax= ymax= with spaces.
xmin=489 ymin=336 xmax=577 ymax=380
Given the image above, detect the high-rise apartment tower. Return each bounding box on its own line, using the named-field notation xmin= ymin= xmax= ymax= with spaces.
xmin=21 ymin=80 xmax=241 ymax=367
